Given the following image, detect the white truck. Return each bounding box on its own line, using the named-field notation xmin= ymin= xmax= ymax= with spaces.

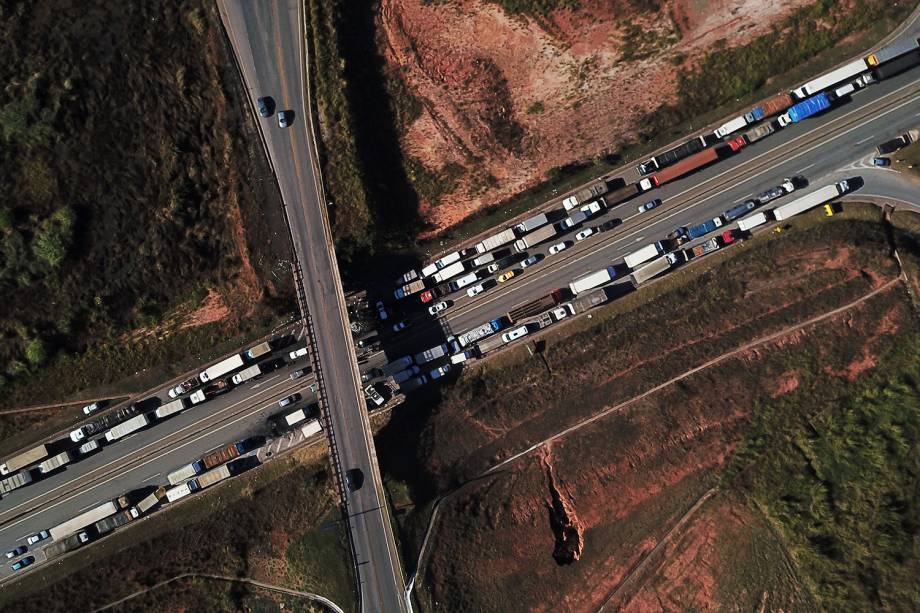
xmin=38 ymin=451 xmax=73 ymax=474
xmin=474 ymin=228 xmax=516 ymax=254
xmin=737 ymin=212 xmax=768 ymax=232
xmin=199 ymin=354 xmax=245 ymax=383
xmin=50 ymin=500 xmax=119 ymax=540
xmin=714 ymin=115 xmax=749 ymax=138
xmin=168 ymin=461 xmax=205 ymax=486
xmin=514 ymin=224 xmax=558 ymax=253
xmin=0 ymin=471 xmax=33 ymax=496
xmin=629 ymin=256 xmax=672 ymax=287
xmin=449 ymin=272 xmax=479 ymax=292
xmin=130 ymin=488 xmax=166 ymax=518
xmin=104 ymin=413 xmax=150 ymax=442
xmin=434 ymin=251 xmax=462 ymax=269
xmin=623 ymin=242 xmax=663 ymax=269
xmin=772 ymin=181 xmax=848 ymax=221
xmin=285 ymin=408 xmax=308 ymax=427
xmin=231 ymin=364 xmax=263 ymax=385
xmin=166 ymin=481 xmax=198 ymax=503
xmin=301 ymin=419 xmax=323 ymax=438
xmin=569 ymin=266 xmax=617 ymax=295
xmin=514 ymin=213 xmax=549 ymax=235
xmin=432 ymin=260 xmax=466 ymax=284
xmin=414 ymin=343 xmax=449 ymax=365
xmin=1 ymin=444 xmax=49 ymax=475
xmin=244 ymin=341 xmax=272 ymax=361
xmin=792 ymin=59 xmax=869 ymax=99
xmin=154 ymin=398 xmax=188 ymax=420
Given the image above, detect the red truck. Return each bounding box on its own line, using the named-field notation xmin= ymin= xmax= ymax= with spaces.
xmin=640 ymin=146 xmax=722 ymax=190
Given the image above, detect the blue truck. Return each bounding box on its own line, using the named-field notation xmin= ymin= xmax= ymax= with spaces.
xmin=673 ymin=217 xmax=724 ymax=243
xmin=778 ymin=92 xmax=830 ymax=127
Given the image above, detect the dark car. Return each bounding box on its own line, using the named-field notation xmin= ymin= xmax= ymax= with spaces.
xmin=5 ymin=546 xmax=27 ymax=559
xmin=598 ymin=218 xmax=622 ymax=232
xmin=345 ymin=468 xmax=364 ymax=492
xmin=278 ymin=110 xmax=292 ymax=128
xmin=873 ymin=157 xmax=891 ymax=167
xmin=10 ymin=556 xmax=34 ymax=572
xmin=256 ymin=96 xmax=273 ymax=118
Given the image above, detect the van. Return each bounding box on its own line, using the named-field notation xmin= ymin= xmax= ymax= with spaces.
xmin=449 ymin=272 xmax=478 ymax=291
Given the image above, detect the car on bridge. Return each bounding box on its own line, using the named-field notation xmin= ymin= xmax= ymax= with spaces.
xmin=5 ymin=546 xmax=27 ymax=559
xmin=345 ymin=468 xmax=364 ymax=492
xmin=256 ymin=96 xmax=273 ymax=117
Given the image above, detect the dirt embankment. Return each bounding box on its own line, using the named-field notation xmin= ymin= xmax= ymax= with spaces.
xmin=379 ymin=0 xmax=814 ymax=234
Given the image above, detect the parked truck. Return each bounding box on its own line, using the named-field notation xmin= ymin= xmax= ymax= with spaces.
xmin=738 ymin=212 xmax=769 ymax=232
xmin=772 ymin=181 xmax=849 ymax=221
xmin=871 ymin=48 xmax=920 ymax=80
xmin=189 ymin=379 xmax=231 ymax=405
xmin=507 ymin=289 xmax=566 ymax=323
xmin=244 ymin=341 xmax=272 ymax=361
xmin=475 ymin=228 xmax=517 ymax=254
xmin=394 ymin=278 xmax=426 ymax=299
xmin=567 ymin=288 xmax=609 ymax=314
xmin=792 ymin=59 xmax=868 ymax=99
xmin=202 ymin=442 xmax=245 ymax=470
xmin=867 ymin=39 xmax=920 ymax=66
xmin=563 ymin=180 xmax=610 ymax=209
xmin=94 ymin=510 xmax=134 ymax=536
xmin=742 ymin=122 xmax=775 ymax=144
xmin=458 ymin=319 xmax=503 ymax=347
xmin=194 ymin=464 xmax=231 ymax=490
xmin=569 ymin=266 xmax=616 ymax=295
xmin=199 ymin=354 xmax=245 ymax=383
xmin=130 ymin=487 xmax=166 ymax=518
xmin=432 ymin=260 xmax=466 ymax=283
xmin=676 ymin=217 xmax=723 ymax=242
xmin=636 ymin=134 xmax=712 ymax=175
xmin=0 ymin=470 xmax=33 ymax=496
xmin=96 ymin=404 xmax=139 ymax=431
xmin=231 ymin=364 xmax=263 ymax=385
xmin=623 ymin=242 xmax=663 ymax=269
xmin=50 ymin=500 xmax=119 ymax=541
xmin=877 ymin=132 xmax=915 ymax=155
xmin=166 ymin=481 xmax=199 ymax=503
xmin=559 ymin=209 xmax=588 ymax=230
xmin=778 ymin=92 xmax=831 ymax=126
xmin=514 ymin=224 xmax=558 ymax=252
xmin=514 ymin=213 xmax=549 ymax=235
xmin=104 ymin=413 xmax=149 ymax=442
xmin=629 ymin=256 xmax=672 ymax=287
xmin=168 ymin=461 xmax=205 ymax=486
xmin=603 ymin=182 xmax=644 ymax=207
xmin=744 ymin=93 xmax=793 ymax=123
xmin=640 ymin=146 xmax=721 ymax=190
xmin=472 ymin=252 xmax=495 ymax=268
xmin=284 ymin=408 xmax=308 ymax=427
xmin=714 ymin=115 xmax=749 ymax=138
xmin=154 ymin=397 xmax=189 ymax=420
xmin=476 ymin=333 xmax=508 ymax=355
xmin=1 ymin=444 xmax=49 ymax=475
xmin=414 ymin=344 xmax=449 ymax=365
xmin=39 ymin=451 xmax=73 ymax=475
xmin=45 ymin=532 xmax=90 ymax=558
xmin=301 ymin=419 xmax=323 ymax=438
xmin=691 ymin=237 xmax=721 ymax=258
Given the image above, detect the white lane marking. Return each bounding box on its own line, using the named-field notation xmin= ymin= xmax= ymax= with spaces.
xmin=854 ymin=134 xmax=876 ymax=145
xmin=141 ymin=472 xmax=161 ymax=483
xmin=447 ymin=88 xmax=920 ymax=323
xmin=794 ymin=163 xmax=816 ymax=173
xmin=250 ymin=374 xmax=280 ymax=389
xmin=634 ymin=235 xmax=645 ymax=242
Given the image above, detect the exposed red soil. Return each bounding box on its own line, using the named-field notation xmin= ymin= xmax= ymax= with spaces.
xmin=181 ymin=288 xmax=231 ymax=329
xmin=379 ymin=0 xmax=816 ymax=234
xmin=770 ymin=370 xmax=800 ymax=397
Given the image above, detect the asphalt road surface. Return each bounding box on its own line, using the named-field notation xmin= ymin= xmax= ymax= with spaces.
xmin=217 ymin=2 xmax=407 ymax=612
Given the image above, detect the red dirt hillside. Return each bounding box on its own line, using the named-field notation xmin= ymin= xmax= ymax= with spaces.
xmin=378 ymin=0 xmax=814 ymax=235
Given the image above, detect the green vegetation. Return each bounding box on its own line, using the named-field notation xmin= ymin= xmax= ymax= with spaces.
xmin=893 ymin=140 xmax=920 ymax=177
xmin=482 ymin=0 xmax=579 ymax=16
xmin=0 ymin=1 xmax=293 ymax=407
xmin=1 ymin=449 xmax=355 ymax=613
xmin=526 ymin=101 xmax=545 ymax=114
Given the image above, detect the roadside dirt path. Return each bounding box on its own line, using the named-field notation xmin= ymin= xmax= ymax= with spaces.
xmin=0 ymin=397 xmax=129 ymax=416
xmin=91 ymin=572 xmax=345 ymax=613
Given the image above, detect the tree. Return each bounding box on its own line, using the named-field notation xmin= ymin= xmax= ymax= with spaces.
xmin=32 ymin=206 xmax=75 ymax=267
xmin=25 ymin=338 xmax=47 ymax=366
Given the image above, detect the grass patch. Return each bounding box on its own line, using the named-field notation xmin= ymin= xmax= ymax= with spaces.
xmin=0 ymin=447 xmax=355 ymax=613
xmin=893 ymin=139 xmax=920 ymax=177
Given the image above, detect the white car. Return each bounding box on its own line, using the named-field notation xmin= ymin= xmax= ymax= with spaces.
xmin=69 ymin=428 xmax=86 ymax=443
xmin=467 ymin=284 xmax=485 ymax=297
xmin=428 ymin=301 xmax=449 ymax=316
xmin=26 ymin=531 xmax=49 ymax=546
xmin=548 ymin=242 xmax=568 ymax=255
xmin=562 ymin=196 xmax=578 ymax=210
xmin=486 ymin=263 xmax=500 ymax=274
xmin=501 ymin=325 xmax=529 ymax=343
xmin=520 ymin=255 xmax=540 ymax=269
xmin=82 ymin=403 xmax=100 ymax=415
xmin=552 ymin=304 xmax=576 ymax=321
xmin=575 ymin=228 xmax=594 ymax=241
xmin=289 ymin=346 xmax=308 ymax=361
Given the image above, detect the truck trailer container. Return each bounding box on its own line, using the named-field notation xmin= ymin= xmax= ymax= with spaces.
xmin=567 ymin=288 xmax=609 ymax=314
xmin=50 ymin=501 xmax=119 ymax=541
xmin=737 ymin=212 xmax=769 ymax=232
xmin=395 ymin=269 xmax=418 ymax=286
xmin=432 ymin=260 xmax=466 ymax=283
xmin=476 ymin=333 xmax=508 ymax=355
xmin=285 ymin=408 xmax=307 ymax=427
xmin=714 ymin=115 xmax=749 ymax=138
xmin=472 ymin=253 xmax=495 ymax=268
xmin=168 ymin=461 xmax=204 ymax=486
xmin=94 ymin=510 xmax=133 ymax=536
xmin=559 ymin=210 xmax=588 ymax=231
xmin=420 ymin=263 xmax=439 ymax=278
xmin=640 ymin=147 xmax=721 ymax=190
xmin=414 ymin=344 xmax=449 ymax=365
xmin=602 ymin=182 xmax=643 ymax=207
xmin=231 ymin=364 xmax=263 ymax=385
xmin=166 ymin=482 xmax=198 ymax=503
xmin=104 ymin=413 xmax=149 ymax=442
xmin=434 ymin=251 xmax=462 ymax=270
xmin=45 ymin=532 xmax=90 ymax=558
xmin=96 ymin=404 xmax=139 ymax=431
xmin=457 ymin=319 xmax=502 ymax=347
xmin=39 ymin=451 xmax=73 ymax=474
xmin=301 ymin=420 xmax=323 ymax=438
xmin=394 ymin=278 xmax=426 ymax=299
xmin=569 ymin=266 xmax=616 ymax=295
xmin=244 ymin=341 xmax=272 ymax=361
xmin=723 ymin=200 xmax=758 ymax=221
xmin=772 ymin=181 xmax=848 ymax=221
xmin=779 ymin=92 xmax=832 ymax=126
xmin=515 ymin=213 xmax=549 ymax=235
xmin=131 ymin=488 xmax=166 ymax=517
xmin=189 ymin=379 xmax=230 ymax=406
xmin=563 ymin=180 xmax=611 ymax=209
xmin=691 ymin=237 xmax=721 ymax=258
xmin=195 ymin=464 xmax=231 ymax=490
xmin=514 ymin=224 xmax=558 ymax=252
xmin=475 ymin=228 xmax=517 ymax=254
xmin=623 ymin=242 xmax=663 ymax=269
xmin=629 ymin=256 xmax=672 ymax=287
xmin=679 ymin=217 xmax=723 ymax=241
xmin=202 ymin=442 xmax=245 ymax=470
xmin=867 ymin=39 xmax=920 ymax=66
xmin=873 ymin=49 xmax=920 ymax=80
xmin=1 ymin=444 xmax=49 ymax=475
xmin=745 ymin=93 xmax=793 ymax=123
xmin=793 ymin=59 xmax=868 ymax=99
xmin=154 ymin=398 xmax=188 ymax=420
xmin=449 ymin=272 xmax=478 ymax=292
xmin=0 ymin=471 xmax=33 ymax=496
xmin=743 ymin=122 xmax=775 ymax=144
xmin=199 ymin=354 xmax=245 ymax=383
xmin=637 ymin=134 xmax=710 ymax=174
xmin=507 ymin=290 xmax=565 ymax=323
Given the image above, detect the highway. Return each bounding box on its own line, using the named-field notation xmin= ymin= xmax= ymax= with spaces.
xmin=217 ymin=2 xmax=408 ymax=612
